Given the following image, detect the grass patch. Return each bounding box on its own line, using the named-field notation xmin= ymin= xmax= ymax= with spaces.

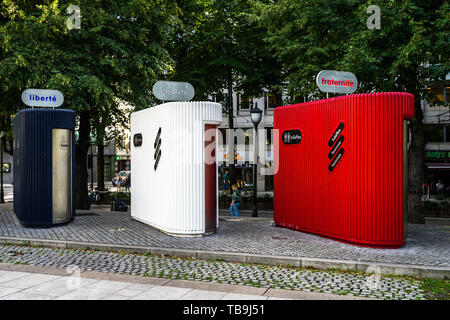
xmin=419 ymin=278 xmax=450 ymax=300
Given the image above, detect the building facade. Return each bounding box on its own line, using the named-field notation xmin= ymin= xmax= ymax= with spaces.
xmin=423 ymin=73 xmax=450 ymax=194
xmin=1 ymin=149 xmax=13 ymax=185
xmin=215 ymin=91 xmax=285 ymax=195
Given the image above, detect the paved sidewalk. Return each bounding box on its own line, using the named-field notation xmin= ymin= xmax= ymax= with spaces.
xmin=0 ymin=206 xmax=448 ymax=278
xmin=0 ymin=264 xmax=368 ymax=300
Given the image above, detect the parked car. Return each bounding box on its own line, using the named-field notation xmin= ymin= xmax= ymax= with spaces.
xmin=112 ymin=171 xmax=130 ymax=186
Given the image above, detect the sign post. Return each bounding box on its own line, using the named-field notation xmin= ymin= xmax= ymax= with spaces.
xmin=316 ymin=70 xmax=358 ymax=95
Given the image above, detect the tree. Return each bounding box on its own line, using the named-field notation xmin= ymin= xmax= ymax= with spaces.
xmin=263 ymin=0 xmax=361 ymax=102
xmin=339 ymin=0 xmax=449 ymax=223
xmin=263 ymin=0 xmax=449 ymax=223
xmin=0 ymin=0 xmax=178 ymax=208
xmin=170 ymin=0 xmax=283 ymax=186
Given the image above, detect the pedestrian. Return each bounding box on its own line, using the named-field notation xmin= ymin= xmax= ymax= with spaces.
xmin=223 ymin=169 xmax=230 ymax=192
xmin=124 ymin=174 xmax=131 ymax=191
xmin=126 ymin=173 xmax=131 ymax=190
xmin=230 ymin=184 xmax=241 ymax=217
xmin=115 ymin=174 xmax=121 ymax=192
xmin=436 ymin=180 xmax=445 ymax=194
xmin=236 ymin=176 xmax=244 ymax=191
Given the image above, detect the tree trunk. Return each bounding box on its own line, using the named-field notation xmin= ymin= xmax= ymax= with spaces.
xmin=75 ymin=110 xmax=91 ymax=209
xmin=5 ymin=138 xmax=13 ymax=155
xmin=407 ymin=98 xmax=425 ymax=224
xmin=227 ymin=66 xmax=236 ymax=192
xmin=96 ymin=120 xmax=105 ymax=192
xmin=97 ymin=142 xmax=105 ymax=191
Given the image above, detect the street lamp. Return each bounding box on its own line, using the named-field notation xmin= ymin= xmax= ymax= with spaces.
xmin=90 ymin=144 xmax=94 ymax=191
xmin=0 ymin=131 xmax=4 ymax=204
xmin=250 ymin=103 xmax=262 ymax=217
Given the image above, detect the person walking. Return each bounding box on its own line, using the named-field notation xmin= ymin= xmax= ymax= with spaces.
xmin=125 ymin=173 xmax=131 ymax=191
xmin=123 ymin=174 xmax=130 ymax=191
xmin=230 ymin=184 xmax=241 ymax=217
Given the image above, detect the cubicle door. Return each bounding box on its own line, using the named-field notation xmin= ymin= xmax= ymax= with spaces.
xmin=52 ymin=128 xmax=72 ymax=224
xmin=403 ymin=120 xmax=409 ymax=242
xmin=204 ymin=124 xmax=217 ymax=233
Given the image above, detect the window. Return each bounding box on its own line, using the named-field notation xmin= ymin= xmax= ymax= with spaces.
xmin=214 ymin=92 xmax=227 ymax=104
xmin=240 ymin=95 xmax=252 ymax=110
xmin=266 ymin=128 xmax=273 ymax=145
xmin=427 ymin=86 xmax=446 ymax=104
xmin=266 ymin=93 xmax=283 ymax=109
xmin=264 ymin=173 xmax=274 ymax=191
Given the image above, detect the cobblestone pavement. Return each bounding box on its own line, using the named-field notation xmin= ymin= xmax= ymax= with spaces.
xmin=0 ymin=209 xmax=449 ymax=267
xmin=0 ymin=244 xmax=428 ymax=300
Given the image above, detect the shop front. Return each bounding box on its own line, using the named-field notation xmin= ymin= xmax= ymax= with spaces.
xmin=424 ymin=142 xmax=450 ymax=196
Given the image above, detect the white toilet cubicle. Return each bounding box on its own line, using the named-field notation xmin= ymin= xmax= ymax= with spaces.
xmin=130 ymin=101 xmax=222 ymax=236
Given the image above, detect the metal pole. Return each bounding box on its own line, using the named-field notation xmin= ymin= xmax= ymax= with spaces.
xmin=0 ymin=135 xmax=4 ymax=203
xmin=252 ymin=126 xmax=258 ymax=217
xmin=90 ymin=145 xmax=94 ymax=191
xmin=445 ymin=85 xmax=448 ymax=142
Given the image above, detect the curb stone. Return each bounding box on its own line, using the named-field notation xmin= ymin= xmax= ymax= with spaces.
xmin=0 ymin=236 xmax=448 ymax=279
xmin=0 ymin=262 xmax=375 ymax=300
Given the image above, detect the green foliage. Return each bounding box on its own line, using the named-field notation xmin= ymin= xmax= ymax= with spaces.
xmin=0 ymin=1 xmax=180 ymax=207
xmin=169 ymin=0 xmax=283 ymax=100
xmin=263 ymin=0 xmax=361 ymax=101
xmin=262 ymin=0 xmax=449 ymax=104
xmin=0 ymin=0 xmax=178 ymax=127
xmin=262 ymin=0 xmax=448 ymax=221
xmin=339 ymin=0 xmax=449 ymax=103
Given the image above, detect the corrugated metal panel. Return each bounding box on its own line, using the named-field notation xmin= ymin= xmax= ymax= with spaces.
xmin=274 ymin=93 xmax=414 ymax=248
xmin=131 ymin=102 xmax=222 ymax=235
xmin=13 ymin=109 xmax=76 ymax=227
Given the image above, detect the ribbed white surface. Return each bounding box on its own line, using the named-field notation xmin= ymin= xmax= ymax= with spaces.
xmin=131 ymin=102 xmax=222 ymax=235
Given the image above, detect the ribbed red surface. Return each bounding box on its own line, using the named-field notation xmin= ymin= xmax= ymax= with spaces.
xmin=274 ymin=93 xmax=414 ymax=248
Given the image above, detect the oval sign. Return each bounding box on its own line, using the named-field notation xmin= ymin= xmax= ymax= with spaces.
xmin=21 ymin=89 xmax=64 ymax=107
xmin=316 ymin=70 xmax=358 ymax=94
xmin=152 ymin=81 xmax=195 ymax=101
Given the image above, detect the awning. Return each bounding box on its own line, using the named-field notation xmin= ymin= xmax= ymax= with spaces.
xmin=425 ymin=163 xmax=450 ymax=169
xmin=425 ymin=142 xmax=450 ymax=151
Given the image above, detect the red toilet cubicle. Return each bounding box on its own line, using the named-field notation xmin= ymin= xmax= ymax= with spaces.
xmin=274 ymin=93 xmax=414 ymax=248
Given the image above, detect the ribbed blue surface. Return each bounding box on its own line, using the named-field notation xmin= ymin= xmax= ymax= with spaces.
xmin=13 ymin=109 xmax=76 ymax=227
